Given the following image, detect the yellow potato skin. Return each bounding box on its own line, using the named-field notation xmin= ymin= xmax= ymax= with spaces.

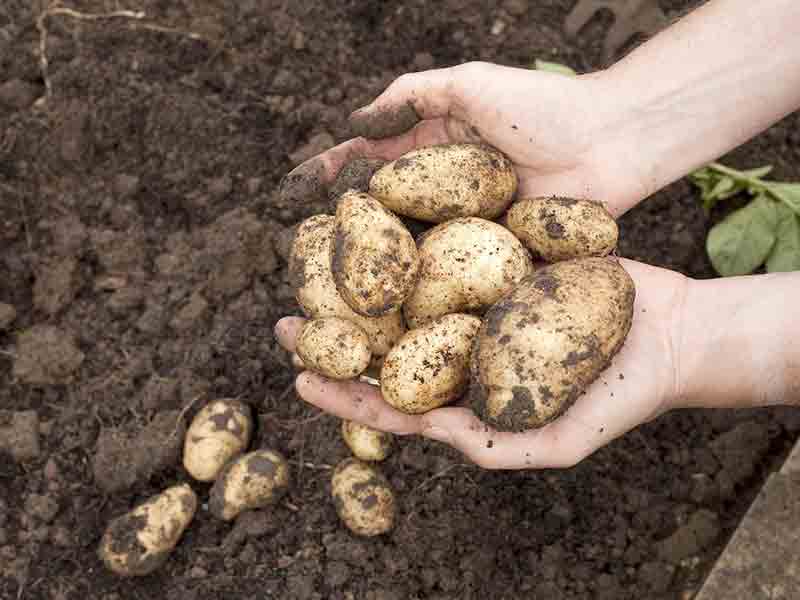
xmin=381 ymin=314 xmax=482 ymax=414
xmin=296 ymin=317 xmax=372 ymax=380
xmin=505 ymin=196 xmax=619 ymax=262
xmin=99 ymin=483 xmax=197 ymax=576
xmin=369 ymin=143 xmax=517 ymax=223
xmin=471 ymin=257 xmax=635 ymax=432
xmin=208 ymin=449 xmax=290 ymax=521
xmin=331 ymin=458 xmax=395 ymax=537
xmin=331 ymin=190 xmax=420 ymax=316
xmin=288 ymin=215 xmax=405 ymax=356
xmin=403 ymin=217 xmax=533 ymax=329
xmin=341 ymin=420 xmax=393 ymax=461
xmin=183 ymin=399 xmax=252 ymax=482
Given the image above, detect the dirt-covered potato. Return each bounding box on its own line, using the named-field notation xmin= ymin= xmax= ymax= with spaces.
xmin=471 ymin=257 xmax=635 ymax=432
xmin=209 ymin=449 xmax=290 ymax=521
xmin=289 ymin=215 xmax=406 ymax=356
xmin=331 ymin=190 xmax=420 ymax=316
xmin=505 ymin=196 xmax=619 ymax=261
xmin=182 ymin=399 xmax=252 ymax=482
xmin=99 ymin=483 xmax=197 ymax=576
xmin=369 ymin=143 xmax=517 ymax=223
xmin=296 ymin=317 xmax=372 ymax=379
xmin=331 ymin=458 xmax=395 ymax=536
xmin=403 ymin=217 xmax=533 ymax=329
xmin=381 ymin=313 xmax=482 ymax=414
xmin=341 ymin=420 xmax=393 ymax=461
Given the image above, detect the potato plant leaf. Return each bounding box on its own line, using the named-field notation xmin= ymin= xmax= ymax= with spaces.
xmin=534 ymin=59 xmax=577 ymax=76
xmin=706 ymin=194 xmax=778 ymax=276
xmin=764 ymin=182 xmax=800 ymax=216
xmin=766 ymin=205 xmax=800 ymax=272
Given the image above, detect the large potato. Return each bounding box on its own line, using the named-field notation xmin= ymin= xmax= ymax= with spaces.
xmin=341 ymin=420 xmax=393 ymax=461
xmin=381 ymin=313 xmax=481 ymax=414
xmin=209 ymin=449 xmax=290 ymax=521
xmin=331 ymin=458 xmax=395 ymax=536
xmin=470 ymin=257 xmax=635 ymax=432
xmin=296 ymin=317 xmax=372 ymax=379
xmin=369 ymin=143 xmax=517 ymax=223
xmin=505 ymin=196 xmax=618 ymax=261
xmin=331 ymin=190 xmax=419 ymax=316
xmin=99 ymin=483 xmax=197 ymax=576
xmin=403 ymin=218 xmax=533 ymax=329
xmin=288 ymin=215 xmax=405 ymax=356
xmin=183 ymin=399 xmax=253 ymax=482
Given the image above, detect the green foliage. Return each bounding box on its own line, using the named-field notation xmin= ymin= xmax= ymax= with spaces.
xmin=533 ymin=59 xmax=578 ymax=77
xmin=689 ymin=162 xmax=800 ymax=276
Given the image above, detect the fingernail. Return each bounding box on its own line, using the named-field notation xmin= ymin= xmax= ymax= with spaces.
xmin=422 ymin=426 xmax=452 ymax=445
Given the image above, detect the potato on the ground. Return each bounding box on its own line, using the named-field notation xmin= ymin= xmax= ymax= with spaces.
xmin=209 ymin=449 xmax=290 ymax=521
xmin=331 ymin=190 xmax=420 ymax=316
xmin=369 ymin=143 xmax=517 ymax=223
xmin=470 ymin=257 xmax=635 ymax=432
xmin=182 ymin=399 xmax=252 ymax=482
xmin=505 ymin=196 xmax=619 ymax=261
xmin=341 ymin=420 xmax=393 ymax=461
xmin=288 ymin=214 xmax=405 ymax=356
xmin=403 ymin=217 xmax=533 ymax=329
xmin=98 ymin=483 xmax=197 ymax=576
xmin=331 ymin=458 xmax=396 ymax=536
xmin=296 ymin=317 xmax=372 ymax=379
xmin=381 ymin=313 xmax=482 ymax=414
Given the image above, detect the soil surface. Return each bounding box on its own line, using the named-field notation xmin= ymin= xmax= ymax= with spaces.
xmin=2 ymin=1 xmax=799 ymax=599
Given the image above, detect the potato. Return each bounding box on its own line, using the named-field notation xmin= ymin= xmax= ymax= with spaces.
xmin=209 ymin=449 xmax=290 ymax=521
xmin=182 ymin=399 xmax=253 ymax=482
xmin=381 ymin=313 xmax=482 ymax=414
xmin=505 ymin=196 xmax=619 ymax=261
xmin=470 ymin=257 xmax=635 ymax=432
xmin=369 ymin=143 xmax=517 ymax=223
xmin=331 ymin=458 xmax=395 ymax=536
xmin=99 ymin=483 xmax=197 ymax=576
xmin=289 ymin=215 xmax=405 ymax=356
xmin=296 ymin=317 xmax=372 ymax=379
xmin=341 ymin=420 xmax=393 ymax=461
xmin=403 ymin=217 xmax=533 ymax=329
xmin=331 ymin=190 xmax=420 ymax=316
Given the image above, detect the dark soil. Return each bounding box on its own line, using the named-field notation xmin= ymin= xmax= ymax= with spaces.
xmin=1 ymin=1 xmax=799 ymax=599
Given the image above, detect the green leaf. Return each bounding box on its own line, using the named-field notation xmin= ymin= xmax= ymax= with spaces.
xmin=534 ymin=59 xmax=577 ymax=76
xmin=741 ymin=165 xmax=774 ymax=179
xmin=708 ymin=176 xmax=735 ymax=200
xmin=765 ymin=182 xmax=800 ymax=216
xmin=706 ymin=195 xmax=778 ymax=276
xmin=766 ymin=206 xmax=800 ymax=272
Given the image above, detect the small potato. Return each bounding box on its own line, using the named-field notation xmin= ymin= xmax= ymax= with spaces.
xmin=99 ymin=483 xmax=197 ymax=576
xmin=331 ymin=190 xmax=420 ymax=316
xmin=331 ymin=458 xmax=395 ymax=536
xmin=369 ymin=143 xmax=517 ymax=223
xmin=403 ymin=218 xmax=533 ymax=329
xmin=471 ymin=257 xmax=635 ymax=432
xmin=381 ymin=313 xmax=482 ymax=414
xmin=209 ymin=449 xmax=290 ymax=521
xmin=505 ymin=196 xmax=619 ymax=262
xmin=288 ymin=215 xmax=405 ymax=356
xmin=341 ymin=420 xmax=393 ymax=461
xmin=296 ymin=317 xmax=372 ymax=379
xmin=183 ymin=399 xmax=253 ymax=482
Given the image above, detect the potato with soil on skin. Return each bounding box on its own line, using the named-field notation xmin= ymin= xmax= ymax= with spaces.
xmin=182 ymin=398 xmax=253 ymax=482
xmin=341 ymin=420 xmax=393 ymax=461
xmin=209 ymin=449 xmax=290 ymax=521
xmin=505 ymin=196 xmax=619 ymax=262
xmin=331 ymin=190 xmax=420 ymax=316
xmin=288 ymin=214 xmax=405 ymax=357
xmin=381 ymin=313 xmax=482 ymax=414
xmin=369 ymin=143 xmax=518 ymax=223
xmin=296 ymin=317 xmax=372 ymax=379
xmin=403 ymin=217 xmax=533 ymax=329
xmin=98 ymin=483 xmax=197 ymax=577
xmin=331 ymin=458 xmax=396 ymax=536
xmin=470 ymin=257 xmax=636 ymax=432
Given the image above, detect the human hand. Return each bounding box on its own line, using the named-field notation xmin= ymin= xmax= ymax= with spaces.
xmin=275 ymin=259 xmax=690 ymax=469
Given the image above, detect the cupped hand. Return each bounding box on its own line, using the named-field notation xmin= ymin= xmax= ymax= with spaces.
xmin=275 ymin=259 xmax=690 ymax=470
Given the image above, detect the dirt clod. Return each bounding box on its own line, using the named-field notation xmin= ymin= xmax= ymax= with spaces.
xmin=33 ymin=257 xmax=81 ymax=316
xmin=13 ymin=325 xmax=84 ymax=384
xmin=0 ymin=303 xmax=16 ymax=330
xmin=0 ymin=410 xmax=40 ymax=462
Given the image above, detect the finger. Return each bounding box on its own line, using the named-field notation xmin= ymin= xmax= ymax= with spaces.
xmin=295 ymin=371 xmax=422 ymax=435
xmin=274 ymin=316 xmax=307 ymax=353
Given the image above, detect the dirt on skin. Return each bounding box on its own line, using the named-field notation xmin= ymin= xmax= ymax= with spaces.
xmin=1 ymin=1 xmax=799 ymax=599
